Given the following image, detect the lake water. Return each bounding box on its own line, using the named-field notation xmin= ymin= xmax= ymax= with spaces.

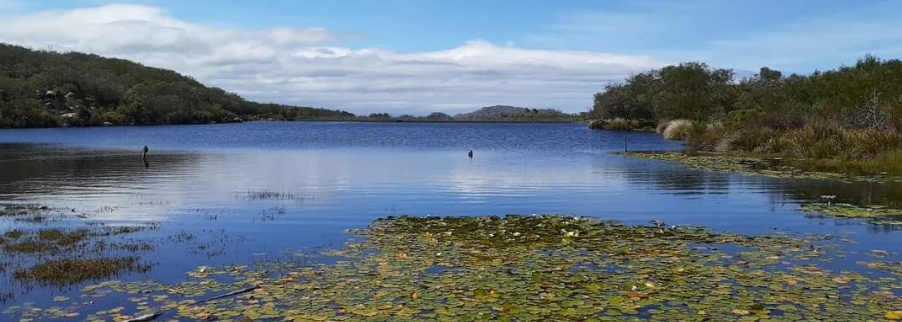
xmin=2 ymin=122 xmax=902 ymax=312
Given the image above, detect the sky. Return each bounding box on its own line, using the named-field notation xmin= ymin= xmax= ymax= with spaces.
xmin=1 ymin=0 xmax=901 ymax=115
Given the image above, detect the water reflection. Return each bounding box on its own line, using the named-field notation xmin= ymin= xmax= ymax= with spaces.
xmin=1 ymin=123 xmax=902 ymax=308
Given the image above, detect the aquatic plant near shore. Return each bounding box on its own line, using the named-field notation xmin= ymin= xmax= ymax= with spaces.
xmin=233 ymin=190 xmax=312 ymax=201
xmin=801 ymin=202 xmax=902 ymax=222
xmin=7 ymin=215 xmax=902 ymax=321
xmin=13 ymin=257 xmax=151 ymax=286
xmin=620 ymin=151 xmax=902 ymax=183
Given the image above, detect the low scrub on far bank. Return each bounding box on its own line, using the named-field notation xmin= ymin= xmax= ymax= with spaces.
xmin=587 ymin=118 xmax=655 ymax=132
xmin=589 ymin=55 xmax=902 ymax=175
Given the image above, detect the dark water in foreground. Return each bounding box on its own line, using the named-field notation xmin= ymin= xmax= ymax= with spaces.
xmin=1 ymin=122 xmax=901 ymax=310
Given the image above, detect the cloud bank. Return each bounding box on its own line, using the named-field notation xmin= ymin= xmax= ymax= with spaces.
xmin=0 ymin=4 xmax=664 ymax=114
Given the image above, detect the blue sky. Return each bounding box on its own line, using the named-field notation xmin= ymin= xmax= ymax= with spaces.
xmin=1 ymin=0 xmax=901 ymax=113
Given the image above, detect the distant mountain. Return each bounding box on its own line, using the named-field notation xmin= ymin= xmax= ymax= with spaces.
xmin=453 ymin=105 xmax=575 ymax=121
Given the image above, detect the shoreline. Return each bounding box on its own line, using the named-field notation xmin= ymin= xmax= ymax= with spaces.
xmin=0 ymin=118 xmax=584 ymax=130
xmin=619 ymin=150 xmax=902 ymax=184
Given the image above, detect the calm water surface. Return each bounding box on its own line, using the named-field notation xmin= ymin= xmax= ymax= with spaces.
xmin=1 ymin=122 xmax=901 ymax=308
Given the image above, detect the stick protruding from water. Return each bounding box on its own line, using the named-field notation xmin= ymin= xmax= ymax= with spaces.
xmin=142 ymin=145 xmax=150 ymax=168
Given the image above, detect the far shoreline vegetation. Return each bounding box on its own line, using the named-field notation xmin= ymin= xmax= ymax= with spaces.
xmin=0 ymin=43 xmax=580 ymax=129
xmin=589 ymin=55 xmax=902 ymax=177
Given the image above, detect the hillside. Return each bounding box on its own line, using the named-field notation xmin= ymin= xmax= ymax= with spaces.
xmin=452 ymin=105 xmax=577 ymax=122
xmin=0 ymin=43 xmax=354 ymax=128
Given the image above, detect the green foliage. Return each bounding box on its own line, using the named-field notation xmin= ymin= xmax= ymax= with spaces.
xmin=593 ymin=56 xmax=902 ymax=132
xmin=0 ymin=43 xmax=354 ymax=128
xmin=719 ymin=125 xmax=902 ymax=161
xmin=595 ymin=56 xmax=902 ymax=161
xmin=592 ymin=62 xmax=735 ymax=121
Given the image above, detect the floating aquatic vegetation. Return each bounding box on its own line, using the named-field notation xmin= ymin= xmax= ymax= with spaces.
xmin=621 ymin=151 xmax=902 ymax=183
xmin=13 ymin=257 xmax=152 ymax=286
xmin=801 ymin=203 xmax=902 ymax=219
xmin=801 ymin=203 xmax=902 ymax=225
xmin=7 ymin=215 xmax=902 ymax=321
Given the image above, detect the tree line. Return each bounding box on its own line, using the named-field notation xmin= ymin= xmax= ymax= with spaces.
xmin=592 ymin=56 xmax=902 ymax=132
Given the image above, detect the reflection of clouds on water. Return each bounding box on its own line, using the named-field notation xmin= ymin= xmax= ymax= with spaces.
xmin=0 ymin=144 xmax=200 ymax=221
xmin=2 ymin=130 xmax=902 ymax=231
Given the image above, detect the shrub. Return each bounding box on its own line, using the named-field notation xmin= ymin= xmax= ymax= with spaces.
xmin=686 ymin=123 xmax=728 ymax=151
xmin=606 ymin=118 xmax=634 ymax=131
xmin=726 ymin=128 xmax=779 ymax=152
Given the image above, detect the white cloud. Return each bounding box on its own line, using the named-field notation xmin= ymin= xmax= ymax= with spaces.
xmin=0 ymin=4 xmax=664 ymax=114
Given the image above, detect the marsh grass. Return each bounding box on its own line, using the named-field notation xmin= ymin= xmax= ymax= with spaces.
xmin=681 ymin=124 xmax=902 ymax=176
xmin=258 ymin=206 xmax=287 ymax=221
xmin=235 ymin=190 xmax=307 ymax=201
xmin=13 ymin=257 xmax=151 ymax=286
xmin=1 ymin=225 xmax=154 ymax=254
xmin=696 ymin=125 xmax=902 ymax=160
xmin=2 ymin=229 xmax=88 ymax=253
xmin=3 ymin=229 xmax=23 ymax=240
xmin=0 ymin=204 xmax=48 ymax=216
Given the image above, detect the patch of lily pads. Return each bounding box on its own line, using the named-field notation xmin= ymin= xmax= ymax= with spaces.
xmin=6 ymin=215 xmax=902 ymax=321
xmin=620 ymin=151 xmax=902 ymax=184
xmin=801 ymin=203 xmax=902 ymax=226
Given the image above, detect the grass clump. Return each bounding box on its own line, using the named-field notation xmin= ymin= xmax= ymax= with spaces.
xmin=662 ymin=119 xmax=692 ymax=140
xmin=13 ymin=257 xmax=150 ymax=286
xmin=38 ymin=228 xmax=88 ymax=247
xmin=0 ymin=225 xmax=151 ymax=254
xmin=3 ymin=229 xmax=24 ymax=240
xmin=2 ymin=229 xmax=89 ymax=253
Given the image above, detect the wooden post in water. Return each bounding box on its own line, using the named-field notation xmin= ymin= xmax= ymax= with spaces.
xmin=142 ymin=145 xmax=150 ymax=168
xmin=623 ymin=136 xmax=628 ymax=152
